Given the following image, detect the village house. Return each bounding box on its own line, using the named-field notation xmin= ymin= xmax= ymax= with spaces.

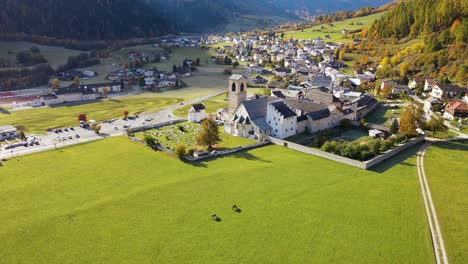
xmin=188 ymin=103 xmax=207 ymax=123
xmin=444 ymin=100 xmax=468 ymax=120
xmin=0 ymin=125 xmax=18 ymax=141
xmin=429 ymin=83 xmax=467 ymax=99
xmin=81 ymin=82 xmax=122 ymax=94
xmin=423 ymin=97 xmax=443 ymax=114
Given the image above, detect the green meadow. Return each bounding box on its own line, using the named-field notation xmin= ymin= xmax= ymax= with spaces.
xmin=424 ymin=140 xmax=468 ymax=264
xmin=0 ymin=136 xmax=433 ymax=263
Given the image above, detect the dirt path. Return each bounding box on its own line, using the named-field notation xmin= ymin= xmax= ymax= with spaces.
xmin=416 ymin=142 xmax=449 ymax=264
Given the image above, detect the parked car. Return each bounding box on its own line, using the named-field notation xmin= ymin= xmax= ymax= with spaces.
xmin=68 ymin=136 xmax=73 ymax=139
xmin=61 ymin=136 xmax=66 ymax=140
xmin=75 ymin=134 xmax=80 ymax=138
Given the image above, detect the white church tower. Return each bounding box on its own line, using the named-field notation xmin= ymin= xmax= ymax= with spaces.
xmin=228 ymin=74 xmax=247 ymax=118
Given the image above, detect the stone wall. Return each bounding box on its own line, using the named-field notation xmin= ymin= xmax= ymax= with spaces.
xmin=268 ymin=135 xmax=425 ymax=170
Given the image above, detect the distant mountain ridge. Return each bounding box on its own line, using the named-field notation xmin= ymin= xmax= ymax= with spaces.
xmin=0 ymin=0 xmax=394 ymax=40
xmin=269 ymin=0 xmax=393 ymax=15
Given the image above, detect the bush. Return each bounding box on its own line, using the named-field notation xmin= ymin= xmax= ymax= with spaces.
xmin=380 ymin=140 xmax=394 ymax=152
xmin=178 ymin=125 xmax=185 ymax=132
xmin=175 ymin=144 xmax=187 ymax=160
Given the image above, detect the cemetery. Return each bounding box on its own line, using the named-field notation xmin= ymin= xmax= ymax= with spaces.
xmin=135 ymin=121 xmax=255 ymax=151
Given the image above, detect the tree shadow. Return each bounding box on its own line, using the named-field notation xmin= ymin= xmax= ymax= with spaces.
xmin=369 ymin=141 xmax=424 ymax=173
xmin=188 ymin=161 xmax=208 ymax=168
xmin=433 ymin=140 xmax=468 ymax=151
xmin=108 ymin=98 xmax=122 ymax=103
xmin=0 ymin=107 xmax=11 ymax=114
xmin=49 ymin=99 xmax=103 ymax=108
xmin=231 ymin=151 xmax=272 ymax=163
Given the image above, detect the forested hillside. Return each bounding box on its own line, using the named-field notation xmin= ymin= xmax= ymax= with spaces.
xmin=368 ymin=0 xmax=467 ymax=85
xmin=0 ymin=0 xmax=170 ymax=40
xmin=370 ymin=0 xmax=467 ymax=42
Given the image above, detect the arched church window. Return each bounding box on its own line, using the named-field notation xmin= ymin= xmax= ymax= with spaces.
xmin=232 ymin=82 xmax=236 ymax=92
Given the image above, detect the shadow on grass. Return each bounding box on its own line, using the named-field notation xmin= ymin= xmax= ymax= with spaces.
xmin=0 ymin=107 xmax=11 ymax=114
xmin=186 ymin=149 xmax=271 ymax=168
xmin=433 ymin=140 xmax=468 ymax=151
xmin=49 ymin=99 xmax=103 ymax=108
xmin=108 ymin=98 xmax=122 ymax=103
xmin=370 ymin=141 xmax=424 ymax=173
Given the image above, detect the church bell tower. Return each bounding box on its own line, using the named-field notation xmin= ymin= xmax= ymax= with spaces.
xmin=228 ymin=74 xmax=247 ymax=118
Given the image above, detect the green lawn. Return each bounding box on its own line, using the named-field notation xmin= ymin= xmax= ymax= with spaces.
xmin=173 ymin=93 xmax=228 ymax=117
xmin=0 ymin=96 xmax=182 ymax=133
xmin=340 ymin=129 xmax=370 ymax=142
xmin=424 ymin=141 xmax=468 ymax=264
xmin=136 ymin=122 xmax=253 ymax=150
xmin=365 ymin=105 xmax=402 ymax=125
xmin=283 ymin=13 xmax=385 ymax=43
xmin=0 ymin=136 xmax=434 ymax=263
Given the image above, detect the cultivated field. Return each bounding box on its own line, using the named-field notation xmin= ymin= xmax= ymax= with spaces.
xmin=0 ymin=136 xmax=433 ymax=263
xmin=283 ymin=13 xmax=385 ymax=43
xmin=0 ymin=96 xmax=182 ymax=133
xmin=0 ymin=40 xmax=82 ymax=68
xmin=424 ymin=140 xmax=468 ymax=264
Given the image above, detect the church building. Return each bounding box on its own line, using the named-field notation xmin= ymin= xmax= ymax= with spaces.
xmin=219 ymin=74 xmax=376 ymax=140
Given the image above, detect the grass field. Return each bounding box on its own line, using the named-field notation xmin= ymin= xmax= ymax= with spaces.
xmin=283 ymin=13 xmax=385 ymax=43
xmin=424 ymin=141 xmax=468 ymax=264
xmin=0 ymin=41 xmax=82 ymax=68
xmin=365 ymin=105 xmax=402 ymax=125
xmin=0 ymin=96 xmax=181 ymax=133
xmin=340 ymin=129 xmax=370 ymax=142
xmin=173 ymin=93 xmax=228 ymax=117
xmin=136 ymin=122 xmax=254 ymax=150
xmin=0 ymin=136 xmax=434 ymax=263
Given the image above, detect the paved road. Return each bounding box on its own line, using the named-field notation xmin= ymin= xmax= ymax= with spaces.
xmin=0 ymin=89 xmax=225 ymax=160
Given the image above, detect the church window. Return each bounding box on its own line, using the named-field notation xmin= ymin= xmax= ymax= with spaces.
xmin=231 ymin=83 xmax=236 ymax=92
xmin=240 ymin=83 xmax=245 ymax=92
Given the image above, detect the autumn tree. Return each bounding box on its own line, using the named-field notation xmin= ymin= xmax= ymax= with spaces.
xmin=360 ymin=27 xmax=368 ymax=38
xmin=195 ymin=118 xmax=221 ymax=149
xmin=51 ymin=78 xmax=60 ymax=90
xmin=400 ymin=62 xmax=410 ymax=77
xmin=339 ymin=50 xmax=345 ymax=61
xmin=93 ymin=124 xmax=102 ymax=134
xmin=123 ymin=110 xmax=129 ymax=119
xmin=78 ymin=113 xmax=87 ymax=122
xmin=399 ymin=103 xmax=422 ymax=137
xmin=175 ymin=144 xmax=187 ymax=159
xmin=73 ymin=76 xmax=80 ymax=86
xmin=101 ymin=87 xmax=109 ymax=97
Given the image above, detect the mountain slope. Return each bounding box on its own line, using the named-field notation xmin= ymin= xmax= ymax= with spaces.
xmin=0 ymin=0 xmax=170 ymax=40
xmin=270 ymin=0 xmax=393 ymax=14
